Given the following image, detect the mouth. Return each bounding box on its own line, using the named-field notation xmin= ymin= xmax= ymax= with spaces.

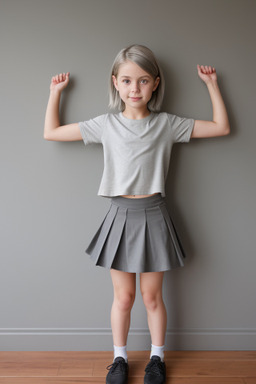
xmin=129 ymin=97 xmax=142 ymax=102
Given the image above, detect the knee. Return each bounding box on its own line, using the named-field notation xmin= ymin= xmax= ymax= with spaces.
xmin=141 ymin=292 xmax=159 ymax=312
xmin=115 ymin=292 xmax=135 ymax=312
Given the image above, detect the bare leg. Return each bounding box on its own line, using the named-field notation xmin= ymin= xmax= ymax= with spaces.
xmin=110 ymin=269 xmax=136 ymax=346
xmin=140 ymin=272 xmax=167 ymax=346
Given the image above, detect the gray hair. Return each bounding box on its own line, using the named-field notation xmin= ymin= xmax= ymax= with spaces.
xmin=109 ymin=44 xmax=165 ymax=112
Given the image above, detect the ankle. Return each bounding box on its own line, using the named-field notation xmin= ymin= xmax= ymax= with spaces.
xmin=150 ymin=344 xmax=165 ymax=361
xmin=114 ymin=345 xmax=128 ymax=362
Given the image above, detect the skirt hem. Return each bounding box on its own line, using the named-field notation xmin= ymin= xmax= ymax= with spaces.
xmin=87 ymin=255 xmax=185 ymax=273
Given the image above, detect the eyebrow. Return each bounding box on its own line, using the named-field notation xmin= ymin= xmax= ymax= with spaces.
xmin=120 ymin=75 xmax=151 ymax=79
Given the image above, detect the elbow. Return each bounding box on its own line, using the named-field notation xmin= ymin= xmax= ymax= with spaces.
xmin=217 ymin=121 xmax=230 ymax=136
xmin=222 ymin=123 xmax=231 ymax=136
xmin=44 ymin=127 xmax=56 ymax=141
xmin=44 ymin=132 xmax=54 ymax=141
xmin=44 ymin=133 xmax=51 ymax=141
xmin=43 ymin=126 xmax=50 ymax=140
xmin=44 ymin=125 xmax=61 ymax=141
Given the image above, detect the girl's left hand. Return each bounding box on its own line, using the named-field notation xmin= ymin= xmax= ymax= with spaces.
xmin=197 ymin=65 xmax=217 ymax=84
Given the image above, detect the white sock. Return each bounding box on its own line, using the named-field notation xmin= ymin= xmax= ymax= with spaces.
xmin=150 ymin=344 xmax=165 ymax=361
xmin=114 ymin=345 xmax=128 ymax=362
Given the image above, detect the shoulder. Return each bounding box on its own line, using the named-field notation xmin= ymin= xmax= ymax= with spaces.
xmin=158 ymin=112 xmax=192 ymax=125
xmin=152 ymin=112 xmax=170 ymax=119
xmin=151 ymin=112 xmax=172 ymax=124
xmin=80 ymin=113 xmax=116 ymax=127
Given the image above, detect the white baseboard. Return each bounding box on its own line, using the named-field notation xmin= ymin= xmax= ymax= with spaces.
xmin=1 ymin=328 xmax=256 ymax=351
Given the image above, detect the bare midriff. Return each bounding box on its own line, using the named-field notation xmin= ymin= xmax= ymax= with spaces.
xmin=120 ymin=192 xmax=159 ymax=199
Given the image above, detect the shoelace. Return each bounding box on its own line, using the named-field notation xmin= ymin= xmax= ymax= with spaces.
xmin=145 ymin=359 xmax=165 ymax=376
xmin=107 ymin=359 xmax=127 ymax=375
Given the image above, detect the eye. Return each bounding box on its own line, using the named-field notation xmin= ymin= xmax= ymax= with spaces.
xmin=122 ymin=79 xmax=130 ymax=84
xmin=140 ymin=79 xmax=148 ymax=84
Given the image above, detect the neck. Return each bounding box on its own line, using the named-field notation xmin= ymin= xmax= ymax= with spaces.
xmin=122 ymin=106 xmax=150 ymax=120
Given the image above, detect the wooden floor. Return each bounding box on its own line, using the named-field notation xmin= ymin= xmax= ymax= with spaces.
xmin=0 ymin=351 xmax=256 ymax=383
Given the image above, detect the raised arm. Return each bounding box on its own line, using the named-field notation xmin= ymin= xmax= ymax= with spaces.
xmin=44 ymin=72 xmax=82 ymax=141
xmin=191 ymin=65 xmax=230 ymax=138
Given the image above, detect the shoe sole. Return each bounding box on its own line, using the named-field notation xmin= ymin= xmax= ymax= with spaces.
xmin=106 ymin=376 xmax=128 ymax=384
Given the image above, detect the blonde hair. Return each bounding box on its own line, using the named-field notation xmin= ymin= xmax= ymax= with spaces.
xmin=109 ymin=44 xmax=165 ymax=112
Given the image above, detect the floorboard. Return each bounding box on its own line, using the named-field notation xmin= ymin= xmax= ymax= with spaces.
xmin=0 ymin=351 xmax=255 ymax=384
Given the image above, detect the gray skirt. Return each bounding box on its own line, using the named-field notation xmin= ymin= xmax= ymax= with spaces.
xmin=86 ymin=193 xmax=186 ymax=273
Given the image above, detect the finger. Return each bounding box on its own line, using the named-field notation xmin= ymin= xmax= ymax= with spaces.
xmin=197 ymin=65 xmax=205 ymax=75
xmin=201 ymin=65 xmax=206 ymax=74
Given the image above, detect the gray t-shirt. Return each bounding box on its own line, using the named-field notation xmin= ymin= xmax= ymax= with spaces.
xmin=79 ymin=112 xmax=194 ymax=197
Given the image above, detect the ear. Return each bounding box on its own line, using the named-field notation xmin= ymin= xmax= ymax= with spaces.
xmin=112 ymin=75 xmax=119 ymax=91
xmin=153 ymin=76 xmax=160 ymax=91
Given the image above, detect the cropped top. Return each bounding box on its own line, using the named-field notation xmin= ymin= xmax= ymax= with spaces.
xmin=79 ymin=112 xmax=194 ymax=197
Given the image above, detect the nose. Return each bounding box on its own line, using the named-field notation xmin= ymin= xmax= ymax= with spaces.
xmin=131 ymin=81 xmax=140 ymax=93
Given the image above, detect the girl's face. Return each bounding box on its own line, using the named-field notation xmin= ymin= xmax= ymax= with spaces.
xmin=112 ymin=60 xmax=159 ymax=116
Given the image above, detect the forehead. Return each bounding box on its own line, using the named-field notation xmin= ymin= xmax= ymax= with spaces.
xmin=117 ymin=60 xmax=152 ymax=78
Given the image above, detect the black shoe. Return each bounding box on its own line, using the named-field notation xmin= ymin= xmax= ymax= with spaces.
xmin=144 ymin=355 xmax=166 ymax=384
xmin=106 ymin=357 xmax=129 ymax=384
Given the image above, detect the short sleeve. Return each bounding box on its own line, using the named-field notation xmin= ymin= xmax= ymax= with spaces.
xmin=78 ymin=114 xmax=106 ymax=145
xmin=167 ymin=114 xmax=195 ymax=143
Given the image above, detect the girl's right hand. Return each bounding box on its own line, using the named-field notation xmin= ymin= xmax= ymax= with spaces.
xmin=50 ymin=72 xmax=70 ymax=93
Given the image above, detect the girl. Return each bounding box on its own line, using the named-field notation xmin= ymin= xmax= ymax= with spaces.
xmin=44 ymin=45 xmax=230 ymax=384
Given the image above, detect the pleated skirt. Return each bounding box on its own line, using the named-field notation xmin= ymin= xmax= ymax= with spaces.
xmin=85 ymin=193 xmax=186 ymax=273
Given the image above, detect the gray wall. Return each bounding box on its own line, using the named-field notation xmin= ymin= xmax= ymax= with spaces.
xmin=1 ymin=0 xmax=255 ymax=351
